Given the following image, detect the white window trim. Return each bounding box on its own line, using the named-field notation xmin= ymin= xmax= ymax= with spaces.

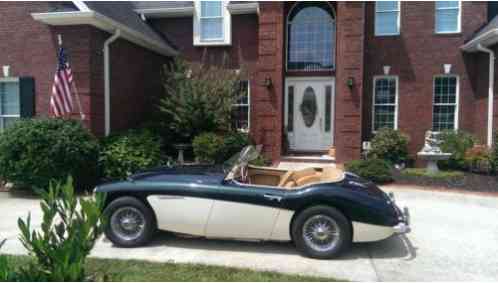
xmin=432 ymin=75 xmax=460 ymax=132
xmin=232 ymin=80 xmax=250 ymax=133
xmin=193 ymin=0 xmax=231 ymax=46
xmin=374 ymin=1 xmax=401 ymax=36
xmin=0 ymin=78 xmax=21 ymax=131
xmin=435 ymin=1 xmax=461 ymax=34
xmin=372 ymin=75 xmax=399 ymax=132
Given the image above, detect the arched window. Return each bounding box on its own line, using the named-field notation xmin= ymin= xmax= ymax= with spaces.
xmin=287 ymin=2 xmax=336 ymax=71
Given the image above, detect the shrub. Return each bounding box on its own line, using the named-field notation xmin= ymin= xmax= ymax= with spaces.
xmin=492 ymin=132 xmax=498 ymax=173
xmin=157 ymin=58 xmax=243 ymax=143
xmin=464 ymin=145 xmax=492 ymax=173
xmin=219 ymin=132 xmax=252 ymax=163
xmin=345 ymin=158 xmax=393 ymax=183
xmin=400 ymin=168 xmax=464 ymax=180
xmin=0 ymin=239 xmax=15 ymax=281
xmin=369 ymin=128 xmax=409 ymax=165
xmin=0 ymin=118 xmax=99 ymax=191
xmin=17 ymin=177 xmax=105 ymax=281
xmin=438 ymin=130 xmax=476 ymax=170
xmin=100 ymin=129 xmax=166 ymax=180
xmin=192 ymin=133 xmax=224 ymax=164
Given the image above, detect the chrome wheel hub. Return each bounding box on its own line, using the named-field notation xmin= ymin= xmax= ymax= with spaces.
xmin=302 ymin=214 xmax=340 ymax=252
xmin=111 ymin=207 xmax=145 ymax=241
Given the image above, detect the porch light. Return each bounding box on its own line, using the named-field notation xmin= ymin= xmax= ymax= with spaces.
xmin=263 ymin=76 xmax=273 ymax=88
xmin=2 ymin=65 xmax=10 ymax=77
xmin=347 ymin=77 xmax=354 ymax=89
xmin=383 ymin=65 xmax=391 ymax=75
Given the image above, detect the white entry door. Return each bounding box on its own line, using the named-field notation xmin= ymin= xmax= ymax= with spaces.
xmin=285 ymin=77 xmax=335 ymax=152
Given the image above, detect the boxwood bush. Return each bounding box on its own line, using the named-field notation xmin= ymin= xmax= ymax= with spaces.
xmin=369 ymin=128 xmax=409 ymax=165
xmin=0 ymin=118 xmax=99 ymax=191
xmin=100 ymin=129 xmax=166 ymax=180
xmin=345 ymin=158 xmax=393 ymax=183
xmin=192 ymin=132 xmax=224 ymax=164
xmin=438 ymin=130 xmax=476 ymax=170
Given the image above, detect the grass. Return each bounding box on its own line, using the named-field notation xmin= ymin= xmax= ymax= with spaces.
xmin=4 ymin=255 xmax=339 ymax=282
xmin=400 ymin=168 xmax=464 ymax=180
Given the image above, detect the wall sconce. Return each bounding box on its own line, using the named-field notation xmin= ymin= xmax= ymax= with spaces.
xmin=347 ymin=77 xmax=354 ymax=89
xmin=2 ymin=65 xmax=10 ymax=77
xmin=263 ymin=76 xmax=273 ymax=88
xmin=383 ymin=65 xmax=391 ymax=75
xmin=443 ymin=64 xmax=452 ymax=74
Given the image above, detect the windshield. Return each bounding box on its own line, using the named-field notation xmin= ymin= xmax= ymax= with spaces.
xmin=223 ymin=145 xmax=262 ymax=178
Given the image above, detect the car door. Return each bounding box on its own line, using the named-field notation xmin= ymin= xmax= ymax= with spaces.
xmin=146 ymin=183 xmax=215 ymax=236
xmin=205 ymin=182 xmax=284 ymax=240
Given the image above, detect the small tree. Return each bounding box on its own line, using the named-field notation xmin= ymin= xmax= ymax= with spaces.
xmin=157 ymin=58 xmax=243 ymax=143
xmin=17 ymin=177 xmax=105 ymax=281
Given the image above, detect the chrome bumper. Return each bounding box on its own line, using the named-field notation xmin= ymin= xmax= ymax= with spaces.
xmin=389 ymin=193 xmax=411 ymax=234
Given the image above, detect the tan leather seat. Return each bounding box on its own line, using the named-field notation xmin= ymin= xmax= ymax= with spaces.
xmin=295 ymin=175 xmax=321 ymax=186
xmin=321 ymin=167 xmax=345 ymax=183
xmin=277 ymin=171 xmax=294 ymax=187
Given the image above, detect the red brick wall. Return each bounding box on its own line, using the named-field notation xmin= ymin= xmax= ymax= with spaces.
xmin=363 ymin=1 xmax=488 ymax=159
xmin=335 ymin=2 xmax=366 ymax=163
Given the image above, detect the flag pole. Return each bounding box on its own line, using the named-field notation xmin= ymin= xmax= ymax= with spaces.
xmin=57 ymin=34 xmax=85 ymax=121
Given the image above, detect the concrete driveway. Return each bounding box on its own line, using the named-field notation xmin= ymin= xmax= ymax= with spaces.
xmin=1 ymin=187 xmax=498 ymax=281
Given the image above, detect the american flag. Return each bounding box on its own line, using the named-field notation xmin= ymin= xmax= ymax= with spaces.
xmin=50 ymin=46 xmax=74 ymax=117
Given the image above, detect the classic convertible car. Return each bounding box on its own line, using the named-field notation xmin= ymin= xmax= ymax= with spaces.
xmin=96 ymin=146 xmax=410 ymax=259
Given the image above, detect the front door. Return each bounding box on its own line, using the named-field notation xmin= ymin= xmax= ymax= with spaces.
xmin=285 ymin=77 xmax=335 ymax=152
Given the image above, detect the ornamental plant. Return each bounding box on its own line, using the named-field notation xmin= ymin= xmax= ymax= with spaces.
xmin=369 ymin=128 xmax=409 ymax=165
xmin=192 ymin=132 xmax=224 ymax=164
xmin=157 ymin=57 xmax=243 ymax=143
xmin=0 ymin=118 xmax=100 ymax=192
xmin=438 ymin=130 xmax=476 ymax=170
xmin=465 ymin=145 xmax=492 ymax=173
xmin=345 ymin=158 xmax=393 ymax=184
xmin=17 ymin=177 xmax=105 ymax=281
xmin=100 ymin=129 xmax=167 ymax=180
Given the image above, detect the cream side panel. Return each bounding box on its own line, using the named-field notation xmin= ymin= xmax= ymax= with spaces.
xmin=206 ymin=200 xmax=279 ymax=240
xmin=147 ymin=195 xmax=213 ymax=236
xmin=352 ymin=221 xmax=395 ymax=242
xmin=269 ymin=209 xmax=294 ymax=241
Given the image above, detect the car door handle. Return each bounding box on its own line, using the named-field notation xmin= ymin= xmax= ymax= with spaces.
xmin=264 ymin=194 xmax=282 ymax=202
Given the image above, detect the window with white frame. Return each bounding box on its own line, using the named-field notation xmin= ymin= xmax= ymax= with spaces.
xmin=0 ymin=80 xmax=20 ymax=131
xmin=375 ymin=1 xmax=400 ymax=36
xmin=231 ymin=80 xmax=250 ymax=132
xmin=433 ymin=76 xmax=458 ymax=131
xmin=194 ymin=0 xmax=231 ymax=46
xmin=435 ymin=1 xmax=460 ymax=33
xmin=373 ymin=76 xmax=398 ymax=131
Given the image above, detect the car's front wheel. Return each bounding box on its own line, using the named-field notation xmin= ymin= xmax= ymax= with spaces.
xmin=292 ymin=205 xmax=352 ymax=259
xmin=104 ymin=196 xmax=155 ymax=247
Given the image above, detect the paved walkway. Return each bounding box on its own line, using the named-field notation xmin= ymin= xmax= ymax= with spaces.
xmin=1 ymin=186 xmax=498 ymax=281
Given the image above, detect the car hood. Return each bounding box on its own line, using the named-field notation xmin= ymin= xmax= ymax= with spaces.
xmin=127 ymin=165 xmax=226 ymax=185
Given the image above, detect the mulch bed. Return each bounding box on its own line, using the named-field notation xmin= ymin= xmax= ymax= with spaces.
xmin=392 ymin=169 xmax=498 ymax=193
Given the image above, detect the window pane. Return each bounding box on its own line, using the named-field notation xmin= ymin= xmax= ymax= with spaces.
xmin=434 ymin=77 xmax=457 ymax=104
xmin=200 ymin=18 xmax=223 ymax=40
xmin=376 ymin=1 xmax=399 ymax=12
xmin=288 ymin=6 xmax=335 ymax=71
xmin=374 ymin=105 xmax=396 ymax=131
xmin=433 ymin=105 xmax=455 ymax=131
xmin=0 ymin=82 xmax=20 ymax=115
xmin=374 ymin=78 xmax=396 ymax=104
xmin=436 ymin=9 xmax=459 ymax=32
xmin=231 ymin=106 xmax=248 ymax=131
xmin=287 ymin=86 xmax=294 ymax=132
xmin=235 ymin=81 xmax=249 ymax=105
xmin=201 ymin=1 xmax=222 ymax=17
xmin=375 ymin=12 xmax=399 ymax=35
xmin=436 ymin=1 xmax=459 ymax=9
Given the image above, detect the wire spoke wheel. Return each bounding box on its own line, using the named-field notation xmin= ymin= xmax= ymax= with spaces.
xmin=110 ymin=206 xmax=146 ymax=242
xmin=302 ymin=214 xmax=341 ymax=253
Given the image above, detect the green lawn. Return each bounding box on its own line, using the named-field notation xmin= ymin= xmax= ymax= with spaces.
xmin=5 ymin=255 xmax=339 ymax=282
xmin=400 ymin=168 xmax=464 ymax=179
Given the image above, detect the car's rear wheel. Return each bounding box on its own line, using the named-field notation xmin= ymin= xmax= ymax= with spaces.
xmin=292 ymin=205 xmax=351 ymax=259
xmin=104 ymin=196 xmax=155 ymax=247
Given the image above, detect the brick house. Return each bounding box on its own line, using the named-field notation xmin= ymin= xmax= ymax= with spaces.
xmin=0 ymin=1 xmax=497 ymax=166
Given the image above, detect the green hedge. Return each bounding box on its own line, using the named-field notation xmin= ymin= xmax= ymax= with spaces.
xmin=0 ymin=118 xmax=99 ymax=191
xmin=369 ymin=128 xmax=409 ymax=165
xmin=100 ymin=129 xmax=166 ymax=180
xmin=345 ymin=158 xmax=393 ymax=183
xmin=438 ymin=130 xmax=476 ymax=170
xmin=193 ymin=132 xmax=251 ymax=164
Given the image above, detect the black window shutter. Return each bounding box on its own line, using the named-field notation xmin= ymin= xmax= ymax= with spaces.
xmin=19 ymin=77 xmax=35 ymax=118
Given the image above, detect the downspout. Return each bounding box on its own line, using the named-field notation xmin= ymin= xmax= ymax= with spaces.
xmin=103 ymin=29 xmax=121 ymax=136
xmin=477 ymin=43 xmax=495 ymax=147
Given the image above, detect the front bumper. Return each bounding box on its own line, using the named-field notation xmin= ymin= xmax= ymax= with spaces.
xmin=388 ymin=193 xmax=411 ymax=234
